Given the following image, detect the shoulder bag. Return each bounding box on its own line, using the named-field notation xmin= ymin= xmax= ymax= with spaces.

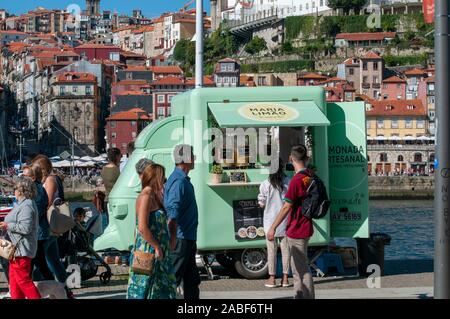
xmin=131 ymin=197 xmax=165 ymax=276
xmin=47 ymin=198 xmax=75 ymax=236
xmin=0 ymin=235 xmax=23 ymax=260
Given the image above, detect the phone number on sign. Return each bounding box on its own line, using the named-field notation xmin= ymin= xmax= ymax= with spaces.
xmin=331 ymin=212 xmax=362 ymax=221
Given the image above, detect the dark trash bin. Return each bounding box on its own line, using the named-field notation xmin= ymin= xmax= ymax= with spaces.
xmin=356 ymin=233 xmax=391 ymax=277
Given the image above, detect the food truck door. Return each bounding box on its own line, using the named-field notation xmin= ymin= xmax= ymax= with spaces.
xmin=327 ymin=102 xmax=369 ymax=238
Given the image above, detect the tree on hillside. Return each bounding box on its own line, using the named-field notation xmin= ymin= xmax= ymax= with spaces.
xmin=327 ymin=0 xmax=368 ymax=15
xmin=204 ymin=24 xmax=240 ymax=63
xmin=244 ymin=36 xmax=267 ymax=56
xmin=173 ymin=39 xmax=195 ymax=70
xmin=173 ymin=24 xmax=240 ymax=74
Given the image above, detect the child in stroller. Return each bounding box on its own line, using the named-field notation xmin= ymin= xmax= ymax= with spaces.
xmin=58 ymin=207 xmax=112 ymax=285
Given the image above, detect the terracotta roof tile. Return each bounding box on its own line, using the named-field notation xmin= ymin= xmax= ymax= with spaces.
xmin=125 ymin=65 xmax=151 ymax=71
xmin=404 ymin=68 xmax=427 ymax=76
xmin=344 ymin=58 xmax=360 ymax=66
xmin=382 ymin=76 xmax=406 ymax=83
xmin=336 ymin=32 xmax=396 ymax=41
xmin=55 ymin=51 xmax=79 ymax=57
xmin=185 ymin=76 xmax=215 ymax=86
xmin=367 ymin=99 xmax=426 ymax=116
xmin=121 ymin=51 xmax=146 ymax=58
xmin=75 ymin=43 xmax=121 ymax=50
xmin=362 ymin=51 xmax=382 ymax=59
xmin=298 ymin=72 xmax=328 ymax=80
xmin=218 ymin=58 xmax=238 ymax=63
xmin=117 ymin=90 xmax=151 ymax=96
xmin=107 ymin=108 xmax=151 ymax=121
xmin=54 ymin=72 xmax=97 ymax=83
xmin=149 ymin=65 xmax=184 ymax=74
xmin=0 ymin=30 xmax=27 ymax=35
xmin=319 ymin=77 xmax=346 ymax=84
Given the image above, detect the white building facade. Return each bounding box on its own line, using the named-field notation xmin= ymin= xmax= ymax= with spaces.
xmin=221 ymin=0 xmax=332 ymax=23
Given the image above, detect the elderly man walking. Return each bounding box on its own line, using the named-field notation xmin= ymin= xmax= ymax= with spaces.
xmin=164 ymin=144 xmax=200 ymax=300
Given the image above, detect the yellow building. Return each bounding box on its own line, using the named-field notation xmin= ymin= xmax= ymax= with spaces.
xmin=366 ymin=99 xmax=428 ymax=139
xmin=366 ymin=99 xmax=434 ymax=175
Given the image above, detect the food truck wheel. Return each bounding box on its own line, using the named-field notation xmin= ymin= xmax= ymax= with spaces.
xmin=215 ymin=253 xmax=236 ymax=271
xmin=233 ymin=249 xmax=268 ymax=279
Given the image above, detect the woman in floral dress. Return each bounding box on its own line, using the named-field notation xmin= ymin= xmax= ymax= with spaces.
xmin=127 ymin=164 xmax=176 ymax=299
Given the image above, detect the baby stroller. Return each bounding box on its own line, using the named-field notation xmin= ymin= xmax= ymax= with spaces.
xmin=58 ymin=211 xmax=112 ymax=285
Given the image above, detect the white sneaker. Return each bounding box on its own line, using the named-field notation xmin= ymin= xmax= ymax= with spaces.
xmin=0 ymin=291 xmax=11 ymax=299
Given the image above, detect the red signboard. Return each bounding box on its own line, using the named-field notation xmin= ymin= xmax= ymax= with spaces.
xmin=423 ymin=0 xmax=435 ymax=24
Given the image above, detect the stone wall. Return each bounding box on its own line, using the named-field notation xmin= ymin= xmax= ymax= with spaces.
xmin=369 ymin=176 xmax=434 ymax=199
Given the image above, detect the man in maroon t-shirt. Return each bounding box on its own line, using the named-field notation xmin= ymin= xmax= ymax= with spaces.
xmin=267 ymin=145 xmax=315 ymax=299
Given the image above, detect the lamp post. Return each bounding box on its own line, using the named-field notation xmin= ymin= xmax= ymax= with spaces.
xmin=71 ymin=130 xmax=75 ymax=190
xmin=18 ymin=133 xmax=23 ymax=170
xmin=195 ymin=0 xmax=204 ymax=88
xmin=434 ymin=0 xmax=450 ymax=299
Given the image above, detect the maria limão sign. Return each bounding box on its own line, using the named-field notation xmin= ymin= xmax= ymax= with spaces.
xmin=238 ymin=103 xmax=299 ymax=122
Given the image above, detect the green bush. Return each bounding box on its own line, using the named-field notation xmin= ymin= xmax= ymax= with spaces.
xmin=285 ymin=16 xmax=316 ymax=41
xmin=285 ymin=13 xmax=435 ymax=41
xmin=383 ymin=54 xmax=428 ymax=67
xmin=281 ymin=42 xmax=294 ymax=54
xmin=241 ymin=60 xmax=314 ymax=73
xmin=244 ymin=36 xmax=268 ymax=55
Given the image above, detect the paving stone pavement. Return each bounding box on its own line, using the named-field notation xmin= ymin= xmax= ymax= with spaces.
xmin=0 ymin=264 xmax=434 ymax=299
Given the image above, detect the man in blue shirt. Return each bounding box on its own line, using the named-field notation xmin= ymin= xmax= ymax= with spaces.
xmin=164 ymin=144 xmax=200 ymax=299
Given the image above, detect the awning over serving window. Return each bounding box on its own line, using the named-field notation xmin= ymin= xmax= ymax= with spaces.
xmin=207 ymin=101 xmax=330 ymax=128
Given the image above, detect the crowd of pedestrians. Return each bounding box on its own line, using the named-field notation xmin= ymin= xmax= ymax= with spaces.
xmin=1 ymin=143 xmax=317 ymax=300
xmin=0 ymin=155 xmax=74 ymax=299
xmin=124 ymin=143 xmax=315 ymax=299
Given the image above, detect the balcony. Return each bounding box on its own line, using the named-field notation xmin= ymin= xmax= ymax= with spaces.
xmin=372 ymin=83 xmax=381 ymax=89
xmin=368 ymin=144 xmax=435 ymax=152
xmin=362 ymin=83 xmax=370 ymax=89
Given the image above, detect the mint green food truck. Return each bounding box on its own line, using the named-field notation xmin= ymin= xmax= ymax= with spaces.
xmin=95 ymin=86 xmax=369 ymax=279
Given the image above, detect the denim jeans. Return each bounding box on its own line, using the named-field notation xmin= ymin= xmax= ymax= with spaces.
xmin=101 ymin=213 xmax=109 ymax=234
xmin=32 ymin=236 xmax=68 ymax=284
xmin=171 ymin=239 xmax=200 ymax=300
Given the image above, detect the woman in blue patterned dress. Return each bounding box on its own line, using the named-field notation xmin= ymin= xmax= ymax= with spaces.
xmin=127 ymin=164 xmax=177 ymax=299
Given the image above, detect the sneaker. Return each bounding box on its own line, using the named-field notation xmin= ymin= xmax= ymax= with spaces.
xmin=264 ymin=279 xmax=280 ymax=288
xmin=0 ymin=291 xmax=11 ymax=299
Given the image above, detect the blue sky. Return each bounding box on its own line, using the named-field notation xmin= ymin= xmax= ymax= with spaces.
xmin=0 ymin=0 xmax=210 ymax=19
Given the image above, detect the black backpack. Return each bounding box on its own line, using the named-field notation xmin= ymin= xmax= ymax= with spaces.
xmin=302 ymin=175 xmax=331 ymax=219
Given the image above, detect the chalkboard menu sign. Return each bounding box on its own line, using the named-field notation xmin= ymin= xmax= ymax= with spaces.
xmin=233 ymin=199 xmax=265 ymax=240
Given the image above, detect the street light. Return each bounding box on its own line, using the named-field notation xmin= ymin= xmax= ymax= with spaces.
xmin=16 ymin=133 xmax=24 ymax=170
xmin=195 ymin=0 xmax=204 ymax=88
xmin=434 ymin=0 xmax=450 ymax=299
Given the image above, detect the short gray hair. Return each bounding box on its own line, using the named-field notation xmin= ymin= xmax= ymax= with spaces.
xmin=14 ymin=176 xmax=37 ymax=199
xmin=135 ymin=158 xmax=154 ymax=175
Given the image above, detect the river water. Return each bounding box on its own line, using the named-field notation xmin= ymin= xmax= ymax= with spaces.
xmin=370 ymin=200 xmax=433 ymax=261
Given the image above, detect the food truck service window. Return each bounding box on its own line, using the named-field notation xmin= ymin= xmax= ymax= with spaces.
xmin=207 ymin=101 xmax=330 ymax=170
